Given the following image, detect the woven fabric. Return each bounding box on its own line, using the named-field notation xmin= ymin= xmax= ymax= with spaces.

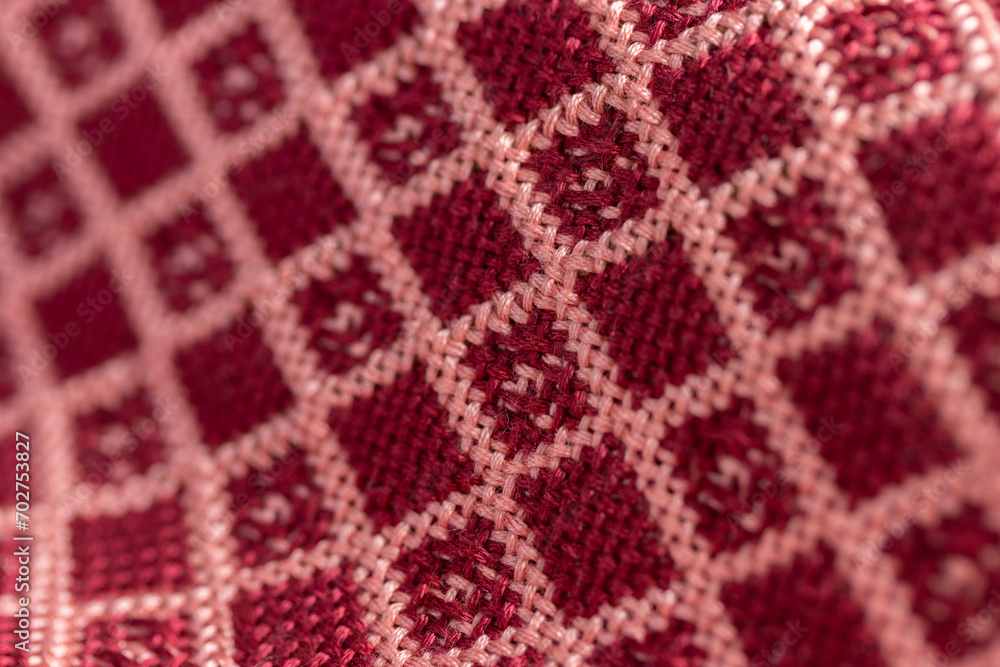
xmin=0 ymin=0 xmax=999 ymax=665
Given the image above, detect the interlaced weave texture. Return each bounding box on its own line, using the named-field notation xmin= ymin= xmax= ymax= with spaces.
xmin=1 ymin=0 xmax=1000 ymax=665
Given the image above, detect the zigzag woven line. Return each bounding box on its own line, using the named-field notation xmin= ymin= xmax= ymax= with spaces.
xmin=344 ymin=2 xmax=756 ymax=656
xmin=442 ymin=2 xmax=840 ymax=664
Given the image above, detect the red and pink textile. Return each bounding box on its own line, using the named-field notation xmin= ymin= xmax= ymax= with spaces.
xmin=1 ymin=0 xmax=1000 ymax=665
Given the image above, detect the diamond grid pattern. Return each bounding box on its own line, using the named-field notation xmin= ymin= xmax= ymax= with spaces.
xmin=0 ymin=0 xmax=997 ymax=665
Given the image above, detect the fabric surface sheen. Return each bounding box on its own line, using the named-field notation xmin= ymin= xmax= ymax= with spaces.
xmin=0 ymin=0 xmax=999 ymax=665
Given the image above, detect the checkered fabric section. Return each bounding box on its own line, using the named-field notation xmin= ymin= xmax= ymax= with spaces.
xmin=1 ymin=0 xmax=1000 ymax=665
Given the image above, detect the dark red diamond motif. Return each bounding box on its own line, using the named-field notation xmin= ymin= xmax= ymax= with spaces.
xmin=457 ymin=0 xmax=614 ymax=126
xmin=776 ymin=321 xmax=960 ymax=504
xmin=523 ymin=107 xmax=661 ymax=244
xmin=231 ymin=125 xmax=357 ymax=262
xmin=75 ymin=390 xmax=168 ymax=486
xmin=5 ymin=161 xmax=82 ymax=257
xmin=651 ymin=29 xmax=813 ymax=191
xmin=888 ymin=503 xmax=1000 ymax=658
xmin=463 ymin=308 xmax=590 ymax=456
xmin=858 ymin=104 xmax=1000 ymax=278
xmin=40 ymin=0 xmax=124 ymax=88
xmin=664 ymin=397 xmax=798 ymax=555
xmin=352 ymin=65 xmax=460 ymax=184
xmin=291 ymin=255 xmax=402 ymax=375
xmin=146 ymin=211 xmax=233 ymax=312
xmin=70 ymin=497 xmax=190 ymax=599
xmin=195 ymin=22 xmax=285 ymax=133
xmin=78 ymin=78 xmax=190 ymax=199
xmin=397 ymin=515 xmax=524 ymax=651
xmin=577 ymin=232 xmax=733 ymax=406
xmin=724 ymin=177 xmax=856 ymax=332
xmin=513 ymin=435 xmax=675 ymax=621
xmin=328 ymin=366 xmax=478 ymax=529
xmin=227 ymin=445 xmax=333 ymax=567
xmin=34 ymin=261 xmax=139 ymax=379
xmin=175 ymin=311 xmax=294 ymax=448
xmin=292 ymin=0 xmax=420 ymax=79
xmin=392 ymin=172 xmax=539 ymax=322
xmin=722 ymin=543 xmax=887 ymax=666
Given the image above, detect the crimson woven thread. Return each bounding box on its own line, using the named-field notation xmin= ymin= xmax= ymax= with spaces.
xmin=0 ymin=0 xmax=1000 ymax=665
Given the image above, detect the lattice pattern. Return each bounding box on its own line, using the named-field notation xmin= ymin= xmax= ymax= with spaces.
xmin=0 ymin=0 xmax=999 ymax=665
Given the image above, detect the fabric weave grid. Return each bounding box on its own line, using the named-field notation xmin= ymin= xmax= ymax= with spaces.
xmin=0 ymin=0 xmax=997 ymax=665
